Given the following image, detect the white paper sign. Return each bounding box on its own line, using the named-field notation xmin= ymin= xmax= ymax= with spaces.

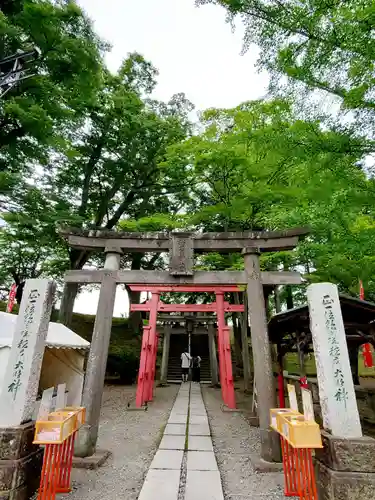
xmin=37 ymin=387 xmax=54 ymax=420
xmin=56 ymin=383 xmax=67 ymax=410
xmin=301 ymin=388 xmax=315 ymax=421
xmin=287 ymin=384 xmax=299 ymax=412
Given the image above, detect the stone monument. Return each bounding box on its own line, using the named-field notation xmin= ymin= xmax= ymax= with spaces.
xmin=307 ymin=283 xmax=375 ymax=499
xmin=0 ymin=279 xmax=55 ymax=500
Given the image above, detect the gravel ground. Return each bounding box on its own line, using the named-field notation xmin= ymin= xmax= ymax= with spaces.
xmin=62 ymin=384 xmax=179 ymax=500
xmin=202 ymin=386 xmax=285 ymax=500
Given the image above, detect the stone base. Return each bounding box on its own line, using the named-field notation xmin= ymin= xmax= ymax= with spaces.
xmin=251 ymin=456 xmax=283 ymax=473
xmin=316 ymin=431 xmax=375 ymax=472
xmin=220 ymin=406 xmax=245 ymax=413
xmin=315 ymin=431 xmax=375 ymax=500
xmin=247 ymin=415 xmax=260 ymax=427
xmin=0 ymin=422 xmax=42 ymax=500
xmin=316 ymin=461 xmax=375 ymax=500
xmin=72 ymin=449 xmax=111 ymax=470
xmin=0 ymin=485 xmax=27 ymax=500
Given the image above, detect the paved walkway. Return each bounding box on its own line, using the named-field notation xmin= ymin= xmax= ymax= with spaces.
xmin=138 ymin=383 xmax=224 ymax=500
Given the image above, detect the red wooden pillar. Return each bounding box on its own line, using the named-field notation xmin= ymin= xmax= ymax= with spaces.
xmin=148 ymin=334 xmax=159 ymax=401
xmin=145 ymin=292 xmax=160 ymax=402
xmin=136 ymin=325 xmax=151 ymax=407
xmin=216 ymin=292 xmax=236 ymax=409
xmin=136 ymin=292 xmax=160 ymax=407
xmin=222 ymin=325 xmax=236 ymax=409
xmin=216 ymin=292 xmax=227 ymax=405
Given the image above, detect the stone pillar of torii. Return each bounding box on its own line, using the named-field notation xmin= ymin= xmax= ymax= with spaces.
xmin=60 ymin=227 xmax=308 ymax=461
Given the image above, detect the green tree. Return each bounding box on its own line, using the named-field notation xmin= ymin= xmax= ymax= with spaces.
xmin=0 ymin=0 xmax=106 ymax=177
xmin=164 ymin=98 xmax=374 ymax=305
xmin=33 ymin=53 xmax=193 ymax=324
xmin=197 ymin=0 xmax=375 ymax=145
xmin=0 ymin=184 xmax=71 ymax=299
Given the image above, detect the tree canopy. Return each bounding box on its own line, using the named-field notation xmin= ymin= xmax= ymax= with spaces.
xmin=1 ymin=0 xmax=375 ymax=315
xmin=197 ymin=1 xmax=375 ymax=144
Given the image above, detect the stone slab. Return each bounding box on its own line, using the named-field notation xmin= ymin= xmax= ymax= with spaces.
xmin=72 ymin=449 xmax=111 ymax=469
xmin=164 ymin=424 xmax=187 ymax=436
xmin=189 ymin=409 xmax=207 ymax=416
xmin=190 ymin=415 xmax=208 ymax=425
xmin=138 ymin=469 xmax=181 ymax=500
xmin=187 ymin=436 xmax=213 ymax=452
xmin=187 ymin=451 xmax=218 ymax=471
xmin=316 ymin=431 xmax=375 ymax=473
xmin=185 ymin=470 xmax=224 ymax=500
xmin=150 ymin=450 xmax=183 ymax=470
xmin=168 ymin=414 xmax=187 ymax=424
xmin=0 ymin=423 xmax=38 ymax=461
xmin=159 ymin=435 xmax=186 ymax=450
xmin=307 ymin=283 xmax=362 ymax=438
xmin=170 ymin=409 xmax=188 ymax=416
xmin=0 ymin=484 xmax=28 ymax=500
xmin=190 ymin=408 xmax=205 ymax=414
xmin=250 ymin=456 xmax=283 ymax=473
xmin=316 ymin=460 xmax=375 ymax=500
xmin=169 ymin=233 xmax=194 ymax=276
xmin=0 ymin=449 xmax=43 ymax=495
xmin=188 ymin=424 xmax=210 ymax=436
xmin=0 ymin=280 xmax=55 ymax=426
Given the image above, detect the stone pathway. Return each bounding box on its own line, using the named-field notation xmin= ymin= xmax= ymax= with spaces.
xmin=202 ymin=386 xmax=284 ymax=500
xmin=61 ymin=385 xmax=179 ymax=500
xmin=138 ymin=382 xmax=224 ymax=500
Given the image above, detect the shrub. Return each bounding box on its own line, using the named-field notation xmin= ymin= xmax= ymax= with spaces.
xmin=106 ymin=345 xmax=139 ymax=384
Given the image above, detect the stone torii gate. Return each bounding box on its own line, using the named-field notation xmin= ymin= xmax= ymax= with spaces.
xmin=60 ymin=227 xmax=307 ymax=462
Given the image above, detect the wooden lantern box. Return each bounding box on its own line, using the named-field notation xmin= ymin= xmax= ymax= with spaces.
xmin=34 ymin=411 xmax=78 ymax=444
xmin=270 ymin=408 xmax=300 ymax=433
xmin=56 ymin=406 xmax=86 ymax=426
xmin=277 ymin=413 xmax=323 ymax=449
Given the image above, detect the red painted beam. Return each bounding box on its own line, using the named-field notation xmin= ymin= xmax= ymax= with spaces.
xmin=128 ymin=285 xmax=243 ymax=293
xmin=131 ymin=302 xmax=244 ymax=313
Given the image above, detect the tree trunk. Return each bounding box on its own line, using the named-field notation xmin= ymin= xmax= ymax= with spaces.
xmin=286 ymin=286 xmax=294 ymax=310
xmin=275 ymin=286 xmax=281 ymax=313
xmin=348 ymin=344 xmax=360 ymax=385
xmin=58 ymin=247 xmax=90 ymax=326
xmin=127 ymin=253 xmax=144 ymax=336
xmin=59 ymin=282 xmax=79 ymax=327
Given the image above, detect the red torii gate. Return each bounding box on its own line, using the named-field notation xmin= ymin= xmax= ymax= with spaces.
xmin=129 ymin=284 xmax=245 ymax=409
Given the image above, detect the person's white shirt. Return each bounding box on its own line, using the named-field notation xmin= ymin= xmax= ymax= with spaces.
xmin=181 ymin=352 xmax=191 ymax=368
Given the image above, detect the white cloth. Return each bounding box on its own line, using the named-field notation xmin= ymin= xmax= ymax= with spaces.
xmin=181 ymin=352 xmax=191 ymax=368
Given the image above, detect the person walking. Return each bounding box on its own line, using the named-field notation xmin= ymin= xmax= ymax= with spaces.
xmin=192 ymin=354 xmax=202 ymax=383
xmin=181 ymin=349 xmax=191 ymax=382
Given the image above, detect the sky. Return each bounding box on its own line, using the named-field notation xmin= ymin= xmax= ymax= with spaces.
xmin=73 ymin=0 xmax=268 ymax=317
